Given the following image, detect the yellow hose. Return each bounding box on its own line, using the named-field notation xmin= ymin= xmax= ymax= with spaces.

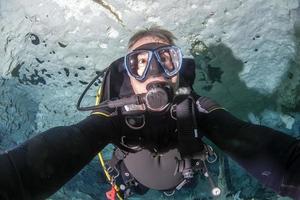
xmin=95 ymin=84 xmax=124 ymax=200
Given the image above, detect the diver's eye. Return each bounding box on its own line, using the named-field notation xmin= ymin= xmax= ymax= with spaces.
xmin=137 ymin=54 xmax=149 ymax=68
xmin=138 ymin=59 xmax=147 ymax=65
xmin=159 ymin=51 xmax=171 ymax=62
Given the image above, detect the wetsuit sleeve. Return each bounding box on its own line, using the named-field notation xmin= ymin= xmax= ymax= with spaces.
xmin=195 ymin=97 xmax=300 ymax=199
xmin=0 ymin=114 xmax=117 ymax=200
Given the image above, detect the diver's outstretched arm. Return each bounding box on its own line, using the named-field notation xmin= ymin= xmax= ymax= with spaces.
xmin=0 ymin=114 xmax=116 ymax=200
xmin=196 ymin=96 xmax=300 ymax=199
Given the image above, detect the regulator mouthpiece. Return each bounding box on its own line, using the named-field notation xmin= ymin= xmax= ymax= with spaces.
xmin=144 ymin=82 xmax=173 ymax=112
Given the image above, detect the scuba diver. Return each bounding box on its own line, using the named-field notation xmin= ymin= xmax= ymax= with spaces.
xmin=0 ymin=27 xmax=300 ymax=200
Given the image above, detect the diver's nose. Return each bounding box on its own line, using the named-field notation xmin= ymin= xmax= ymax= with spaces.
xmin=148 ymin=57 xmax=164 ymax=77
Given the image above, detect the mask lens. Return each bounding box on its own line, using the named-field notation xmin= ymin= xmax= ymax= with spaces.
xmin=126 ymin=50 xmax=151 ymax=79
xmin=157 ymin=46 xmax=182 ymax=75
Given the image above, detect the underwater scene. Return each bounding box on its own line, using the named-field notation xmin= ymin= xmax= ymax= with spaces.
xmin=0 ymin=0 xmax=300 ymax=199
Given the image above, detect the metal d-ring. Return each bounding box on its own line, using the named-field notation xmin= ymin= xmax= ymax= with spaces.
xmin=125 ymin=115 xmax=145 ymax=130
xmin=105 ymin=164 xmax=120 ymax=181
xmin=170 ymin=104 xmax=177 ymax=120
xmin=120 ymin=136 xmax=142 ymax=151
xmin=163 ymin=190 xmax=175 ymax=197
xmin=206 ymin=145 xmax=218 ymax=163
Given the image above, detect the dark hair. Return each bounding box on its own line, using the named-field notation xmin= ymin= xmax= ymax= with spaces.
xmin=128 ymin=26 xmax=177 ymax=49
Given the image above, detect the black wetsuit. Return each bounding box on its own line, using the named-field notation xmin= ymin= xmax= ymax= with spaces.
xmin=0 ymin=97 xmax=299 ymax=200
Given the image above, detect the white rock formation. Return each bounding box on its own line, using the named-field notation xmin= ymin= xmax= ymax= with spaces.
xmin=0 ymin=0 xmax=299 ymax=199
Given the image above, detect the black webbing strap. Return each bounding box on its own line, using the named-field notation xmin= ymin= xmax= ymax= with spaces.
xmin=107 ymin=148 xmax=128 ymax=169
xmin=175 ymin=95 xmax=204 ymax=157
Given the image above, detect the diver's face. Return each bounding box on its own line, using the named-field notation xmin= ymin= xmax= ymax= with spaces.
xmin=128 ymin=36 xmax=179 ymax=94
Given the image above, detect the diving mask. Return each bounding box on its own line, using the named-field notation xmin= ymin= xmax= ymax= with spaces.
xmin=124 ymin=43 xmax=183 ymax=81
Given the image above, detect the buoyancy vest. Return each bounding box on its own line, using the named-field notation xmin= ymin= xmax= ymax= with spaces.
xmin=79 ymin=57 xmax=219 ymax=199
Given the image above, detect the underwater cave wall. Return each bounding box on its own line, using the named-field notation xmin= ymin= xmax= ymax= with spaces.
xmin=0 ymin=0 xmax=299 ymax=199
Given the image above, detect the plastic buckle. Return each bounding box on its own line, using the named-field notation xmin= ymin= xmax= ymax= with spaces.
xmin=124 ymin=177 xmax=137 ymax=187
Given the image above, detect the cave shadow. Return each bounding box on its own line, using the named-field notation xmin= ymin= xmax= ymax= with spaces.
xmin=193 ymin=42 xmax=278 ymax=121
xmin=191 ymin=18 xmax=300 ymax=195
xmin=192 ymin=42 xmax=284 ymax=198
xmin=276 ymin=11 xmax=300 ymax=137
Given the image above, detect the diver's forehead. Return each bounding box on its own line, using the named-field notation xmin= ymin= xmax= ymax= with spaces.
xmin=129 ymin=36 xmax=170 ymax=51
xmin=133 ymin=42 xmax=169 ymax=51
